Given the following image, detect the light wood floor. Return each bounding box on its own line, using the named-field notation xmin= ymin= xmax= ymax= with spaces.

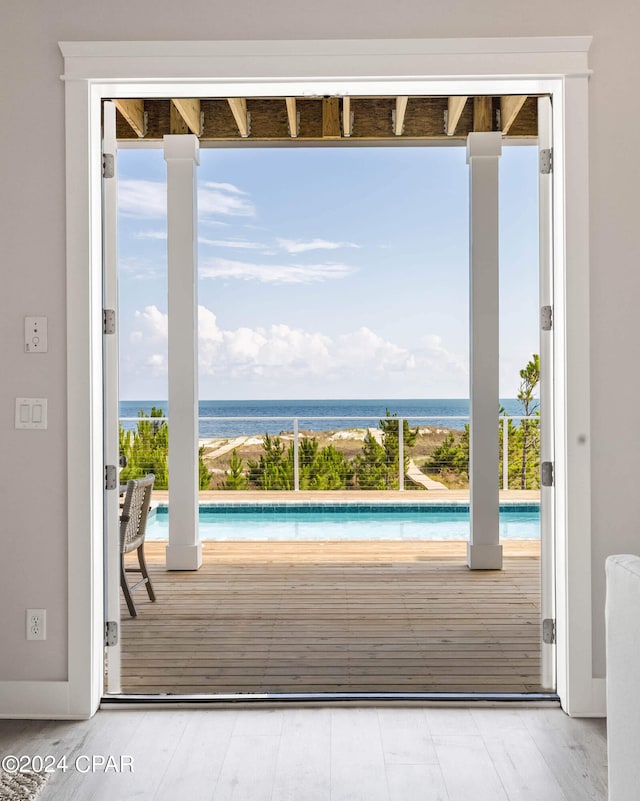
xmin=0 ymin=708 xmax=607 ymax=800
xmin=119 ymin=540 xmax=542 ymax=695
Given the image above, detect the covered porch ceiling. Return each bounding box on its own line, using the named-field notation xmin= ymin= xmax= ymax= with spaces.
xmin=110 ymin=94 xmax=540 ymax=142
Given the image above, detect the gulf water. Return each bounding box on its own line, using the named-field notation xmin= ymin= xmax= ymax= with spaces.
xmin=119 ymin=398 xmax=531 ymax=437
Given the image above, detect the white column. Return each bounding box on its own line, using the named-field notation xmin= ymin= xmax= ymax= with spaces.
xmin=164 ymin=135 xmax=202 ymax=571
xmin=467 ymin=132 xmax=503 ymax=570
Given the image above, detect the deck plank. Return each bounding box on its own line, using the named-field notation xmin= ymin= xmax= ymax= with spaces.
xmin=118 ymin=540 xmax=542 ymax=694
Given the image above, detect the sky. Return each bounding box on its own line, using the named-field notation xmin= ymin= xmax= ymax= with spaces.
xmin=117 ymin=143 xmax=539 ymax=400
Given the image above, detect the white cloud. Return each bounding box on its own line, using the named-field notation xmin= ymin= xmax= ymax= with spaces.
xmin=335 ymin=327 xmax=415 ymax=373
xmin=135 ymin=230 xmax=167 ymax=241
xmin=200 ymin=257 xmax=356 ymax=283
xmin=132 ymin=306 xmax=168 ymax=340
xmin=419 ymin=334 xmax=468 ymax=375
xmin=199 ymin=182 xmax=255 ymax=218
xmin=199 ymin=238 xmax=268 ymax=250
xmin=119 ymin=256 xmax=165 ymax=281
xmin=119 ymin=180 xmax=166 ymax=218
xmin=125 ymin=305 xmax=467 ymax=393
xmin=118 ymin=179 xmax=254 ymax=220
xmin=277 ymin=237 xmax=360 ymax=254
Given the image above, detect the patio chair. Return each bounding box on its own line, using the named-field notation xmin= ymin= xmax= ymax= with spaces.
xmin=120 ymin=474 xmax=156 ymax=617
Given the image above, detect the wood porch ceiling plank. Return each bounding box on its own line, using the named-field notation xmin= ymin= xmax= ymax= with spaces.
xmin=394 ymin=96 xmax=409 ymax=135
xmin=342 ymin=96 xmax=352 ymax=137
xmin=227 ymin=97 xmax=250 ymax=137
xmin=500 ymin=95 xmax=528 ymax=134
xmin=447 ymin=96 xmax=468 ymax=136
xmin=171 ymin=98 xmax=202 ymax=135
xmin=111 ymin=96 xmax=540 ymax=141
xmin=473 ymin=96 xmax=494 ymax=132
xmin=113 ymin=99 xmax=146 ymax=137
xmin=322 ymin=97 xmax=341 ymax=138
xmin=285 ymin=97 xmax=298 ymax=137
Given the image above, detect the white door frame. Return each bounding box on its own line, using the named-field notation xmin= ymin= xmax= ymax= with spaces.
xmin=57 ymin=37 xmax=595 ymax=718
xmin=102 ymin=102 xmax=122 ymax=693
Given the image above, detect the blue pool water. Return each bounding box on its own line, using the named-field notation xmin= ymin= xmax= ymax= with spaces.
xmin=146 ymin=503 xmax=540 ymax=541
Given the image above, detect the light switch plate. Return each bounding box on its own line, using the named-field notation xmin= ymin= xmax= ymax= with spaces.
xmin=25 ymin=316 xmax=48 ymax=353
xmin=15 ymin=398 xmax=48 ymax=429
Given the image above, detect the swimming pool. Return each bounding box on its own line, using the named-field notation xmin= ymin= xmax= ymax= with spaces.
xmin=146 ymin=503 xmax=540 ymax=541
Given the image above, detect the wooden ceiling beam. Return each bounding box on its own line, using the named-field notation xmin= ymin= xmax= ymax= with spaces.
xmin=285 ymin=97 xmax=298 ymax=138
xmin=170 ymin=102 xmax=188 ymax=134
xmin=342 ymin=97 xmax=352 ymax=137
xmin=111 ymin=95 xmax=539 ymax=141
xmin=394 ymin=96 xmax=408 ymax=136
xmin=473 ymin=96 xmax=493 ymax=132
xmin=171 ymin=99 xmax=202 ymax=136
xmin=322 ymin=98 xmax=341 ymax=139
xmin=446 ymin=96 xmax=468 ymax=136
xmin=500 ymin=95 xmax=528 ymax=134
xmin=113 ymin=99 xmax=146 ymax=138
xmin=227 ymin=98 xmax=250 ymax=138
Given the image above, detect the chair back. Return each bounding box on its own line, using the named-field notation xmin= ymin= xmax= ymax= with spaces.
xmin=120 ymin=474 xmax=155 ymax=554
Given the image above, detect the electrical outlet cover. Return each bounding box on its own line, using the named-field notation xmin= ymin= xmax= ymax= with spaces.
xmin=26 ymin=609 xmax=47 ymax=641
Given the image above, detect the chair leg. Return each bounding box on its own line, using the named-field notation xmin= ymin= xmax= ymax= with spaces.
xmin=120 ymin=554 xmax=137 ymax=617
xmin=137 ymin=545 xmax=156 ymax=602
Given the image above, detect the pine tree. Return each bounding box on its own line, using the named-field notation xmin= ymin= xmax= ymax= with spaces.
xmin=379 ymin=411 xmax=419 ymax=489
xmin=118 ymin=407 xmax=211 ymax=490
xmin=516 ymin=354 xmax=540 ymax=489
xmin=223 ymin=449 xmax=249 ymax=490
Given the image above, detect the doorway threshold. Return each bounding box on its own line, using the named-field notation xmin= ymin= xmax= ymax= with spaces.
xmin=101 ymin=691 xmax=560 ymax=710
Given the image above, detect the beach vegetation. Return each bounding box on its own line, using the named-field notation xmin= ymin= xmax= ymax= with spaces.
xmin=514 ymin=354 xmax=540 ymax=489
xmin=425 ymin=354 xmax=540 ymax=489
xmin=119 ymin=407 xmax=212 ymax=490
xmin=353 ymin=432 xmax=389 ymax=490
xmin=223 ymin=449 xmax=249 ymax=490
xmin=426 ymin=428 xmax=469 ymax=484
xmin=354 ymin=412 xmax=419 ymax=489
xmin=244 ymin=434 xmax=354 ymax=490
xmin=247 ymin=434 xmax=293 ymax=490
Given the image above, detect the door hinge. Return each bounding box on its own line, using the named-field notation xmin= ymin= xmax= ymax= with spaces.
xmin=104 ymin=621 xmax=118 ymax=647
xmin=541 ymin=305 xmax=553 ymax=331
xmin=103 ymin=309 xmax=116 ymax=335
xmin=105 ymin=464 xmax=118 ymax=491
xmin=541 ymin=461 xmax=554 ymax=487
xmin=102 ymin=153 xmax=115 ymax=179
xmin=542 ymin=618 xmax=556 ymax=645
xmin=540 ymin=148 xmax=553 ymax=175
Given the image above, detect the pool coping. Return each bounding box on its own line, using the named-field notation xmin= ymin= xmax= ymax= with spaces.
xmin=149 ymin=499 xmax=541 ymax=518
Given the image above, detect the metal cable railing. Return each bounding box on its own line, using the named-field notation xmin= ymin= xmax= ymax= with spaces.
xmin=118 ymin=413 xmax=540 ymax=492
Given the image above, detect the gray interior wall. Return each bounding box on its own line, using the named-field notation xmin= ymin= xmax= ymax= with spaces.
xmin=1 ymin=0 xmax=637 ymax=682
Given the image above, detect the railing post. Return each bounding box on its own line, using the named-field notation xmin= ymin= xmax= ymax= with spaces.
xmin=398 ymin=417 xmax=404 ymax=491
xmin=503 ymin=415 xmax=509 ymax=491
xmin=293 ymin=417 xmax=300 ymax=492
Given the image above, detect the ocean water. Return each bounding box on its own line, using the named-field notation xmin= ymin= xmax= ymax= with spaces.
xmin=119 ymin=398 xmax=531 ymax=437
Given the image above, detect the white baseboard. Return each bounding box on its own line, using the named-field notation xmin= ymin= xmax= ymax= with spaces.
xmin=0 ymin=681 xmax=91 ymax=719
xmin=563 ymin=677 xmax=607 ymax=718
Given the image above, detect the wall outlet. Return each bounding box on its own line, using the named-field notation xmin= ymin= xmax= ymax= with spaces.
xmin=26 ymin=609 xmax=47 ymax=641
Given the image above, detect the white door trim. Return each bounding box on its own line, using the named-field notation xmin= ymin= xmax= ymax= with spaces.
xmin=537 ymin=96 xmax=556 ymax=692
xmin=102 ymin=102 xmax=122 ymax=694
xmin=54 ymin=36 xmax=594 ymax=719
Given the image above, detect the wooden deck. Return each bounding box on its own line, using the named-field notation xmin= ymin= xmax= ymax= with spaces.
xmin=119 ymin=539 xmax=542 ymax=695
